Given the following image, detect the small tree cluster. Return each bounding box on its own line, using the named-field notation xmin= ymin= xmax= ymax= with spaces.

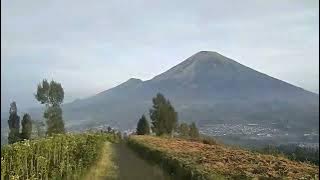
xmin=135 ymin=93 xmax=178 ymax=137
xmin=178 ymin=122 xmax=199 ymax=138
xmin=7 ymin=102 xmax=33 ymax=144
xmin=21 ymin=114 xmax=33 ymax=140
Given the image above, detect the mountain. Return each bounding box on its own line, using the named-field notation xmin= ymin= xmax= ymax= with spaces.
xmin=28 ymin=51 xmax=318 ymax=142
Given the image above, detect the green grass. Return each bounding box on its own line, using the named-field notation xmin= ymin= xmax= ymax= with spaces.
xmin=83 ymin=141 xmax=118 ymax=180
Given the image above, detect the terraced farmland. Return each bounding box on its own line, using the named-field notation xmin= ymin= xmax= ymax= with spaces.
xmin=128 ymin=135 xmax=319 ymax=179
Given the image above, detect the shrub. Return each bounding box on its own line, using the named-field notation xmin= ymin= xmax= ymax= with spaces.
xmin=201 ymin=136 xmax=217 ymax=145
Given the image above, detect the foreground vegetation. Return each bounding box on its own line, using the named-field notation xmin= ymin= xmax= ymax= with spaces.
xmin=128 ymin=135 xmax=319 ymax=179
xmin=1 ymin=132 xmax=119 ymax=180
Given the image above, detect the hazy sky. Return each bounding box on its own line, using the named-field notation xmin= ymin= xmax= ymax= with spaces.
xmin=1 ymin=0 xmax=319 ymax=112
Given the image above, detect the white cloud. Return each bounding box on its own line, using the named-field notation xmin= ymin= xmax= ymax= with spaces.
xmin=1 ymin=0 xmax=318 ymax=111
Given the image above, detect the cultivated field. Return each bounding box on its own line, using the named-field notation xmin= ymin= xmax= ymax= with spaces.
xmin=128 ymin=135 xmax=319 ymax=179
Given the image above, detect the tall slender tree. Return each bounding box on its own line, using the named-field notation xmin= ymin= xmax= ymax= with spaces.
xmin=35 ymin=79 xmax=65 ymax=136
xmin=136 ymin=115 xmax=150 ymax=135
xmin=21 ymin=113 xmax=32 ymax=140
xmin=7 ymin=102 xmax=20 ymax=144
xmin=149 ymin=93 xmax=178 ymax=136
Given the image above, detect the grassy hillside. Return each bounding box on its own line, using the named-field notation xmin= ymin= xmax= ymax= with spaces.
xmin=1 ymin=132 xmax=119 ymax=179
xmin=128 ymin=135 xmax=319 ymax=179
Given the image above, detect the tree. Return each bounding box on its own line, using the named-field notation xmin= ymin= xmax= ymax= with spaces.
xmin=178 ymin=122 xmax=190 ymax=137
xmin=35 ymin=79 xmax=65 ymax=136
xmin=20 ymin=113 xmax=32 ymax=140
xmin=189 ymin=122 xmax=199 ymax=138
xmin=107 ymin=126 xmax=112 ymax=133
xmin=8 ymin=102 xmax=20 ymax=144
xmin=136 ymin=115 xmax=150 ymax=135
xmin=45 ymin=105 xmax=65 ymax=135
xmin=149 ymin=93 xmax=178 ymax=136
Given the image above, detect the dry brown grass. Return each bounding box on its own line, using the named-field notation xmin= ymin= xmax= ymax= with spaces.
xmin=130 ymin=135 xmax=319 ymax=179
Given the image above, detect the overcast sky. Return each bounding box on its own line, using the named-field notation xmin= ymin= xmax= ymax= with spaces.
xmin=1 ymin=0 xmax=319 ymax=112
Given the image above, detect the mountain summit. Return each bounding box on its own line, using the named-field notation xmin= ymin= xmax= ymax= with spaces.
xmin=150 ymin=51 xmax=312 ymax=102
xmin=29 ymin=51 xmax=318 ymax=142
xmin=152 ymin=51 xmax=240 ymax=81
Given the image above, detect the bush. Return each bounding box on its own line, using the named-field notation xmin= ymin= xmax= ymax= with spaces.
xmin=201 ymin=136 xmax=217 ymax=145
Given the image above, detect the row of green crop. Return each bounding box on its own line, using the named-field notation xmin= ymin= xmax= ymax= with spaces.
xmin=127 ymin=137 xmax=225 ymax=180
xmin=1 ymin=132 xmax=118 ymax=180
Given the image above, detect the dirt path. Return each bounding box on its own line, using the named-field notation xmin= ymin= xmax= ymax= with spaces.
xmin=84 ymin=142 xmax=118 ymax=180
xmin=112 ymin=143 xmax=172 ymax=180
xmin=84 ymin=142 xmax=171 ymax=180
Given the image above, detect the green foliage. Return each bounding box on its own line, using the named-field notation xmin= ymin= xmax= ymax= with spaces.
xmin=48 ymin=80 xmax=64 ymax=105
xmin=20 ymin=114 xmax=32 ymax=140
xmin=8 ymin=129 xmax=20 ymax=145
xmin=189 ymin=122 xmax=199 ymax=138
xmin=116 ymin=131 xmax=122 ymax=139
xmin=35 ymin=79 xmax=64 ymax=106
xmin=177 ymin=122 xmax=200 ymax=139
xmin=7 ymin=102 xmax=21 ymax=144
xmin=149 ymin=93 xmax=178 ymax=136
xmin=35 ymin=79 xmax=50 ymax=104
xmin=178 ymin=123 xmax=190 ymax=137
xmin=35 ymin=79 xmax=65 ymax=135
xmin=136 ymin=115 xmax=150 ymax=135
xmin=1 ymin=132 xmax=118 ymax=179
xmin=45 ymin=105 xmax=65 ymax=136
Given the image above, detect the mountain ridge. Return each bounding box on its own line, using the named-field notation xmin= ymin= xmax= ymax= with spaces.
xmin=24 ymin=51 xmax=318 ymax=144
xmin=90 ymin=51 xmax=316 ymax=101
